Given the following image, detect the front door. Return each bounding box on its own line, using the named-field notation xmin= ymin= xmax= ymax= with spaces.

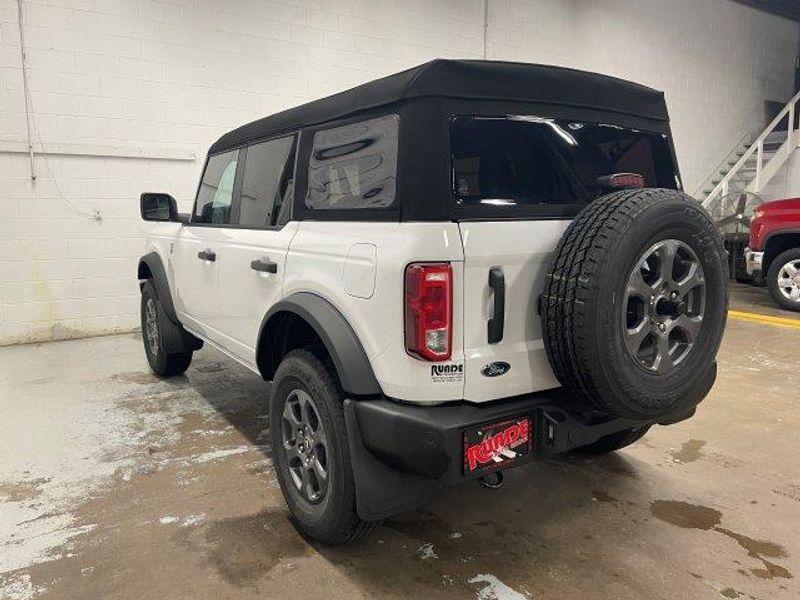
xmin=213 ymin=135 xmax=298 ymax=366
xmin=173 ymin=148 xmax=239 ymax=340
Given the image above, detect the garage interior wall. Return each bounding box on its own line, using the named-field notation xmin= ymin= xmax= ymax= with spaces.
xmin=0 ymin=0 xmax=797 ymax=346
xmin=762 ymin=151 xmax=800 ymax=200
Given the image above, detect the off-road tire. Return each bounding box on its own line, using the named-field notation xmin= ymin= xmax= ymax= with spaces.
xmin=541 ymin=188 xmax=728 ymax=420
xmin=766 ymin=248 xmax=800 ymax=312
xmin=578 ymin=426 xmax=651 ymax=455
xmin=270 ymin=349 xmax=379 ymax=544
xmin=140 ymin=280 xmax=192 ymax=376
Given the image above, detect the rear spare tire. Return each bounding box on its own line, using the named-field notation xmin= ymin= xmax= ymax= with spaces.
xmin=541 ymin=189 xmax=727 ymax=420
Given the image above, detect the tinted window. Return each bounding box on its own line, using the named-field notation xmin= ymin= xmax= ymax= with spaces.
xmin=451 ymin=116 xmax=676 ymax=214
xmin=239 ymin=136 xmax=296 ymax=228
xmin=194 ymin=150 xmax=239 ymax=224
xmin=307 ymin=115 xmax=399 ymax=210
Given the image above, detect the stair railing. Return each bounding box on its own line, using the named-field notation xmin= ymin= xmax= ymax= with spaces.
xmin=693 ymin=132 xmax=750 ymax=198
xmin=705 ymin=88 xmax=800 ymax=205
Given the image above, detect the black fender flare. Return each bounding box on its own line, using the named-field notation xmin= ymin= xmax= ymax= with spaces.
xmin=762 ymin=228 xmax=800 ymax=269
xmin=258 ymin=293 xmax=382 ymax=397
xmin=137 ymin=252 xmax=202 ymax=353
xmin=138 ymin=252 xmax=181 ymax=325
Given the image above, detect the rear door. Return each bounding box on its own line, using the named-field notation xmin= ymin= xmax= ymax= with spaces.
xmin=214 ymin=135 xmax=298 ymax=365
xmin=452 ymin=115 xmax=678 ymax=402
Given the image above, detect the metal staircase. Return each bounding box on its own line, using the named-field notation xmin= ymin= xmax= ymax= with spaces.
xmin=700 ymin=89 xmax=800 ymax=205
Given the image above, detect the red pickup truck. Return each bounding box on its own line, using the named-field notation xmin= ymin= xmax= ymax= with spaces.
xmin=746 ymin=197 xmax=800 ymax=311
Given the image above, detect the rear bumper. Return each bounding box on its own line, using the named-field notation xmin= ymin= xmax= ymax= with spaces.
xmin=349 ymin=388 xmax=696 ymax=487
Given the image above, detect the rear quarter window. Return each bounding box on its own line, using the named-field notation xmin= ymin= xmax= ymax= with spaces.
xmin=306 ymin=114 xmax=399 ymax=210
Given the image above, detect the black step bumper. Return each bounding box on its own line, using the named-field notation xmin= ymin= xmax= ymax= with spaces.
xmin=351 ymin=389 xmax=695 ymax=486
xmin=343 ymin=385 xmax=701 ymax=521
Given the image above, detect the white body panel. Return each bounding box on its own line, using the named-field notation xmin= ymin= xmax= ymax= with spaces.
xmin=170 ymin=224 xmax=297 ymax=367
xmin=145 ymin=217 xmax=568 ymax=406
xmin=142 ymin=224 xmax=183 ymax=304
xmin=173 ymin=226 xmax=222 ymax=341
xmin=215 ymin=224 xmax=298 ymax=364
xmin=458 ymin=221 xmax=567 ymax=402
xmin=284 ymin=222 xmax=465 ymax=404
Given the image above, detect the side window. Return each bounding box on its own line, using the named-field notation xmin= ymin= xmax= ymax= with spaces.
xmin=194 ymin=150 xmax=239 ymax=224
xmin=306 ymin=114 xmax=399 ymax=210
xmin=239 ymin=136 xmax=296 ymax=228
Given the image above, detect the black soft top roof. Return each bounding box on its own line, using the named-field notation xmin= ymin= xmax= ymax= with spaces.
xmin=209 ymin=59 xmax=668 ymax=154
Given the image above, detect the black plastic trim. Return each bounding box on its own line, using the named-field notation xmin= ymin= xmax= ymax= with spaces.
xmin=137 ymin=252 xmax=202 ymax=353
xmin=763 ymin=228 xmax=800 ymax=250
xmin=344 ymin=400 xmax=440 ymax=521
xmin=487 ymin=266 xmax=505 ymax=343
xmin=352 ymin=386 xmax=702 ymax=486
xmin=138 ymin=252 xmax=179 ymax=324
xmin=258 ymin=292 xmax=382 ymax=396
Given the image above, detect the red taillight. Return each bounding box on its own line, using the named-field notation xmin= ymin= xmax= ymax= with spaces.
xmin=404 ymin=263 xmax=453 ymax=362
xmin=597 ymin=172 xmax=645 ymax=190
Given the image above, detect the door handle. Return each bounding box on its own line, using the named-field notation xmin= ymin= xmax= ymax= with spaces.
xmin=251 ymin=259 xmax=278 ymax=274
xmin=488 ymin=266 xmax=505 ymax=344
xmin=197 ymin=249 xmax=216 ymax=262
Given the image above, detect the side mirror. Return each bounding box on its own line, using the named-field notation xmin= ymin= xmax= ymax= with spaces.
xmin=140 ymin=193 xmax=181 ymax=222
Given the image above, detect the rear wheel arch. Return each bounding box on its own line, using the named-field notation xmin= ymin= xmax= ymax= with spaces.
xmin=256 ymin=293 xmax=382 ymax=397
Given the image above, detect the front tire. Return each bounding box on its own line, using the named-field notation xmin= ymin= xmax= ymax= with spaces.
xmin=766 ymin=248 xmax=800 ymax=312
xmin=270 ymin=349 xmax=377 ymax=544
xmin=140 ymin=280 xmax=192 ymax=376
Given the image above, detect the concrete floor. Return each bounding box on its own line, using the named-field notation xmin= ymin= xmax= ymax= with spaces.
xmin=1 ymin=284 xmax=798 ymax=600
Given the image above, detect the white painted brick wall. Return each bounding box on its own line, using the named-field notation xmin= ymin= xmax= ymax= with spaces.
xmin=0 ymin=0 xmax=797 ymax=345
xmin=762 ymin=151 xmax=800 ymax=201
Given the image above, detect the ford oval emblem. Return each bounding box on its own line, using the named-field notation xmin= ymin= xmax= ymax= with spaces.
xmin=481 ymin=361 xmax=511 ymax=377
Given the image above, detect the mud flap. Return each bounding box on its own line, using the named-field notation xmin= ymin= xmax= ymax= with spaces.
xmin=343 ymin=399 xmax=441 ymax=521
xmin=156 ymin=296 xmax=203 ymax=354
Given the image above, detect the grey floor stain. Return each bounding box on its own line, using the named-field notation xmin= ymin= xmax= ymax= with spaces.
xmin=202 ymin=509 xmax=309 ymax=586
xmin=592 ymin=489 xmax=619 ymax=505
xmin=671 ymin=439 xmax=707 ymax=463
xmin=651 ymin=500 xmax=791 ymax=580
xmin=195 ymin=362 xmax=226 ymax=374
xmin=110 ymin=371 xmax=161 ymax=385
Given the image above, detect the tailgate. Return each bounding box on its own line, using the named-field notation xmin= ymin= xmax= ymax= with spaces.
xmin=459 ymin=221 xmax=564 ymax=402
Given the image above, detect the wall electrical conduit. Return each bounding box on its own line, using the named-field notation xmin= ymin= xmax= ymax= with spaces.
xmin=16 ymin=0 xmax=36 ymax=181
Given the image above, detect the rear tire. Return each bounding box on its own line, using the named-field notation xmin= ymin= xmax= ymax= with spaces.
xmin=766 ymin=248 xmax=800 ymax=312
xmin=270 ymin=349 xmax=378 ymax=544
xmin=140 ymin=280 xmax=192 ymax=377
xmin=541 ymin=189 xmax=728 ymax=420
xmin=578 ymin=426 xmax=650 ymax=455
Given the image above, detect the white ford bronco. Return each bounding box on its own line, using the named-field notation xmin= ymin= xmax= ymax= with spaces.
xmin=138 ymin=60 xmax=728 ymax=544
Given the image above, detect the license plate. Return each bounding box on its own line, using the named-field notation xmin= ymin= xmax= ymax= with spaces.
xmin=463 ymin=416 xmax=532 ymax=475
